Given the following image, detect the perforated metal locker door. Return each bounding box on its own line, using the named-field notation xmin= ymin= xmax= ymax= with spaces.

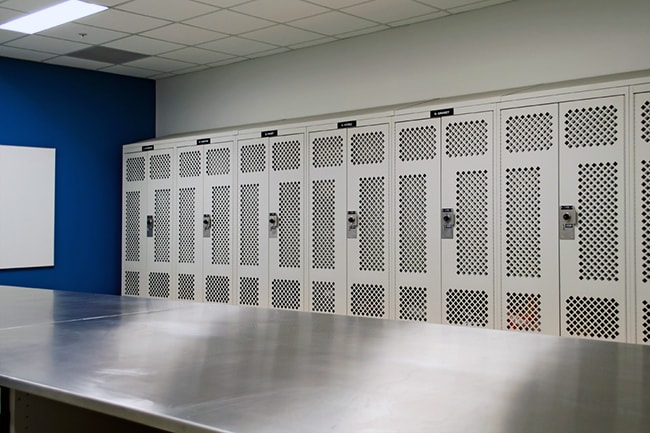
xmin=634 ymin=92 xmax=650 ymax=345
xmin=122 ymin=152 xmax=147 ymax=297
xmin=203 ymin=141 xmax=234 ymax=305
xmin=269 ymin=134 xmax=305 ymax=311
xmin=441 ymin=111 xmax=495 ymax=328
xmin=347 ymin=124 xmax=390 ymax=319
xmin=236 ymin=137 xmax=269 ymax=308
xmin=176 ymin=145 xmax=203 ymax=302
xmin=394 ymin=118 xmax=441 ymax=323
xmin=500 ymin=104 xmax=560 ymax=336
xmin=146 ymin=149 xmax=174 ymax=299
xmin=559 ymin=96 xmax=626 ymax=342
xmin=308 ymin=129 xmax=347 ymax=315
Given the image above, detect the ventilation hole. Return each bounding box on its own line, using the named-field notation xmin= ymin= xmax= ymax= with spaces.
xmin=126 ymin=157 xmax=145 ymax=182
xmin=178 ymin=188 xmax=196 ymax=264
xmin=350 ymin=131 xmax=385 ymax=165
xmin=272 ymin=140 xmax=301 ymax=171
xmin=399 ymin=125 xmax=437 ymax=161
xmin=506 ymin=292 xmax=541 ymax=332
xmin=239 ymin=277 xmax=260 ymax=306
xmin=311 ymin=281 xmax=335 ymax=313
xmin=125 ymin=191 xmax=141 ymax=262
xmin=643 ymin=300 xmax=650 ymax=343
xmin=239 ymin=184 xmax=259 ymax=267
xmin=445 ymin=120 xmax=488 ymax=157
xmin=150 ymin=154 xmax=171 ymax=180
xmin=642 ymin=101 xmax=650 ymax=143
xmin=505 ymin=112 xmax=554 ymax=153
xmin=456 ymin=171 xmax=489 ymax=276
xmin=350 ymin=284 xmax=385 ymax=318
xmin=504 ymin=167 xmax=541 ymax=278
xmin=206 ymin=147 xmax=230 ymax=176
xmin=359 ymin=177 xmax=385 ymax=272
xmin=179 ymin=150 xmax=201 ymax=178
xmin=565 ymin=296 xmax=620 ymax=340
xmin=445 ymin=289 xmax=489 ymax=327
xmin=312 ymin=135 xmax=343 ymax=168
xmin=124 ymin=271 xmax=139 ymax=296
xmin=399 ymin=174 xmax=427 ymax=274
xmin=205 ymin=275 xmax=230 ymax=303
xmin=154 ymin=189 xmax=171 ymax=263
xmin=148 ymin=272 xmax=170 ymax=298
xmin=641 ymin=161 xmax=650 ymax=284
xmin=564 ymin=105 xmax=619 ymax=148
xmin=271 ymin=279 xmax=301 ymax=310
xmin=178 ymin=273 xmax=195 ymax=301
xmin=240 ymin=142 xmax=266 ymax=173
xmin=211 ymin=185 xmax=231 ymax=266
xmin=311 ymin=179 xmax=336 ymax=270
xmin=399 ymin=286 xmax=427 ymax=322
xmin=278 ymin=182 xmax=301 ymax=268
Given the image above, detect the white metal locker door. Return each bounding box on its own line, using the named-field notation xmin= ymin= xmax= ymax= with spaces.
xmin=394 ymin=118 xmax=441 ymax=323
xmin=500 ymin=104 xmax=560 ymax=336
xmin=236 ymin=137 xmax=269 ymax=308
xmin=307 ymin=129 xmax=347 ymax=315
xmin=269 ymin=134 xmax=305 ymax=311
xmin=176 ymin=145 xmax=203 ymax=302
xmin=203 ymin=141 xmax=235 ymax=305
xmin=146 ymin=149 xmax=175 ymax=299
xmin=122 ymin=152 xmax=147 ymax=297
xmin=347 ymin=124 xmax=391 ymax=319
xmin=441 ymin=111 xmax=495 ymax=328
xmin=634 ymin=91 xmax=650 ymax=345
xmin=559 ymin=96 xmax=626 ymax=342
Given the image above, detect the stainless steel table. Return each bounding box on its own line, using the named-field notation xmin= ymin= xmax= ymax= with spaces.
xmin=0 ymin=285 xmax=649 ymax=433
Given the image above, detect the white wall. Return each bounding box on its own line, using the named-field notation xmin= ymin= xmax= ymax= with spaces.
xmin=156 ymin=0 xmax=650 ymax=137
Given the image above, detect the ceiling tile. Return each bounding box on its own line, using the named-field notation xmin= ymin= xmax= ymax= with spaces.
xmin=233 ymin=0 xmax=328 ymax=23
xmin=0 ymin=28 xmax=22 ymax=43
xmin=290 ymin=11 xmax=375 ymax=36
xmin=161 ymin=46 xmax=233 ymax=63
xmin=414 ymin=0 xmax=480 ymax=11
xmin=100 ymin=64 xmax=159 ymax=78
xmin=142 ymin=23 xmax=227 ymax=46
xmin=124 ymin=56 xmax=196 ymax=72
xmin=304 ymin=0 xmax=368 ymax=8
xmin=243 ymin=24 xmax=323 ymax=46
xmin=92 ymin=0 xmax=133 ymax=6
xmin=117 ymin=0 xmax=218 ymax=21
xmin=247 ymin=47 xmax=289 ymax=58
xmin=208 ymin=56 xmax=247 ymax=67
xmin=335 ymin=24 xmax=388 ymax=39
xmin=77 ymin=9 xmax=169 ymax=34
xmin=447 ymin=0 xmax=512 ymax=13
xmin=45 ymin=55 xmax=113 ymax=70
xmin=6 ymin=35 xmax=90 ymax=54
xmin=192 ymin=0 xmax=250 ymax=7
xmin=387 ymin=10 xmax=448 ymax=26
xmin=288 ymin=36 xmax=335 ymax=49
xmin=105 ymin=35 xmax=184 ymax=55
xmin=185 ymin=10 xmax=275 ymax=35
xmin=40 ymin=23 xmax=128 ymax=44
xmin=0 ymin=7 xmax=22 ymax=22
xmin=199 ymin=35 xmax=276 ymax=56
xmin=0 ymin=44 xmax=55 ymax=61
xmin=343 ymin=0 xmax=438 ymax=24
xmin=0 ymin=0 xmax=59 ymax=13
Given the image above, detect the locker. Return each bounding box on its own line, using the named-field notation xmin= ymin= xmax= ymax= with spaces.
xmin=441 ymin=111 xmax=495 ymax=328
xmin=635 ymin=90 xmax=650 ymax=345
xmin=499 ymin=104 xmax=560 ymax=335
xmin=393 ymin=118 xmax=442 ymax=323
xmin=122 ymin=152 xmax=148 ymax=297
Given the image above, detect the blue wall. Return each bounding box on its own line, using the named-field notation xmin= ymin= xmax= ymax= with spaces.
xmin=0 ymin=57 xmax=155 ymax=294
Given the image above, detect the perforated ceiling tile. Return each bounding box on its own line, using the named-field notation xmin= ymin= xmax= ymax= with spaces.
xmin=116 ymin=0 xmax=218 ymax=22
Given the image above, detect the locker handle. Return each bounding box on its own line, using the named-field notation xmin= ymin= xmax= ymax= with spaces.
xmin=203 ymin=214 xmax=212 ymax=238
xmin=269 ymin=212 xmax=278 ymax=238
xmin=146 ymin=215 xmax=154 ymax=238
xmin=347 ymin=211 xmax=358 ymax=239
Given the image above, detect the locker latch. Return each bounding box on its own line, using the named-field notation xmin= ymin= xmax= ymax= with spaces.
xmin=441 ymin=208 xmax=455 ymax=239
xmin=559 ymin=205 xmax=577 ymax=240
xmin=347 ymin=211 xmax=358 ymax=239
xmin=203 ymin=214 xmax=212 ymax=238
xmin=269 ymin=212 xmax=278 ymax=238
xmin=146 ymin=215 xmax=154 ymax=238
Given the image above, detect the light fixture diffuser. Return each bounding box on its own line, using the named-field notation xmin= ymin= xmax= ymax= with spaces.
xmin=0 ymin=1 xmax=107 ymax=34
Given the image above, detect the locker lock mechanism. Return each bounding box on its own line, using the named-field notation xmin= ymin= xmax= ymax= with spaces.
xmin=347 ymin=211 xmax=358 ymax=239
xmin=441 ymin=208 xmax=455 ymax=239
xmin=146 ymin=215 xmax=154 ymax=238
xmin=203 ymin=214 xmax=212 ymax=238
xmin=559 ymin=205 xmax=577 ymax=240
xmin=269 ymin=212 xmax=278 ymax=238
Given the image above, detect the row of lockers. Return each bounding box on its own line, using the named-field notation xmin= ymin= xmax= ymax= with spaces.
xmin=123 ymin=78 xmax=650 ymax=344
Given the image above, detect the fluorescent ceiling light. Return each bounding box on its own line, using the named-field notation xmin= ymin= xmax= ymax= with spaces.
xmin=0 ymin=1 xmax=107 ymax=34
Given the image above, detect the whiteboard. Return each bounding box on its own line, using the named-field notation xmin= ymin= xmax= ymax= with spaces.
xmin=0 ymin=145 xmax=55 ymax=269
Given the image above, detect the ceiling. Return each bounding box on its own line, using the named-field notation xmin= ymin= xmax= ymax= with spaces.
xmin=0 ymin=0 xmax=514 ymax=80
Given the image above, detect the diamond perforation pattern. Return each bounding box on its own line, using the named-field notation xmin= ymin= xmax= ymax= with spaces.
xmin=506 ymin=292 xmax=541 ymax=333
xmin=505 ymin=167 xmax=541 ymax=278
xmin=179 ymin=150 xmax=201 ymax=178
xmin=641 ymin=161 xmax=650 ymax=283
xmin=350 ymin=131 xmax=385 ymax=165
xmin=311 ymin=180 xmax=335 ymax=270
xmin=642 ymin=101 xmax=650 ymax=143
xmin=312 ymin=135 xmax=343 ymax=168
xmin=178 ymin=273 xmax=195 ymax=301
xmin=239 ymin=184 xmax=259 ymax=267
xmin=205 ymin=275 xmax=230 ymax=303
xmin=178 ymin=187 xmax=196 ymax=264
xmin=126 ymin=157 xmax=145 ymax=182
xmin=154 ymin=189 xmax=171 ymax=263
xmin=359 ymin=177 xmax=385 ymax=272
xmin=272 ymin=140 xmax=301 ymax=171
xmin=399 ymin=175 xmax=426 ymax=273
xmin=124 ymin=271 xmax=139 ymax=296
xmin=399 ymin=286 xmax=427 ymax=322
xmin=148 ymin=272 xmax=170 ymax=298
xmin=456 ymin=171 xmax=489 ymax=276
xmin=279 ymin=182 xmax=301 ymax=268
xmin=271 ymin=279 xmax=301 ymax=310
xmin=565 ymin=296 xmax=620 ymax=340
xmin=207 ymin=147 xmax=230 ymax=176
xmin=446 ymin=289 xmax=489 ymax=327
xmin=445 ymin=120 xmax=488 ymax=157
xmin=125 ymin=191 xmax=140 ymax=262
xmin=311 ymin=281 xmax=335 ymax=313
xmin=239 ymin=277 xmax=259 ymax=306
xmin=643 ymin=300 xmax=649 ymax=343
xmin=240 ymin=143 xmax=266 ymax=173
xmin=505 ymin=113 xmax=554 ymax=153
xmin=564 ymin=105 xmax=619 ymax=148
xmin=150 ymin=154 xmax=171 ymax=180
xmin=350 ymin=284 xmax=385 ymax=318
xmin=399 ymin=125 xmax=437 ymax=162
xmin=211 ymin=185 xmax=230 ymax=266
xmin=578 ymin=162 xmax=620 ymax=281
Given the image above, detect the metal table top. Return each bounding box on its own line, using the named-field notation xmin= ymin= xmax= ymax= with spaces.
xmin=0 ymin=286 xmax=649 ymax=433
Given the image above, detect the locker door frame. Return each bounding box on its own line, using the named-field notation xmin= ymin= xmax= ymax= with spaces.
xmin=122 ymin=150 xmax=148 ymax=297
